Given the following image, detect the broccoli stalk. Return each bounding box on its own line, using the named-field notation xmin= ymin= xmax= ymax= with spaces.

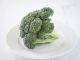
xmin=20 ymin=7 xmax=59 ymax=49
xmin=35 ymin=33 xmax=59 ymax=44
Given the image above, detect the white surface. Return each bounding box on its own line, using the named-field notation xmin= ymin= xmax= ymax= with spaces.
xmin=6 ymin=20 xmax=77 ymax=59
xmin=0 ymin=0 xmax=80 ymax=60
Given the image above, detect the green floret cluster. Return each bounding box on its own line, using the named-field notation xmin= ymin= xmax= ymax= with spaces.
xmin=20 ymin=7 xmax=59 ymax=49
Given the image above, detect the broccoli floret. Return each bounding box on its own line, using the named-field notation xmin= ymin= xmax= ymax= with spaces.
xmin=20 ymin=7 xmax=59 ymax=49
xmin=29 ymin=18 xmax=42 ymax=33
xmin=43 ymin=18 xmax=51 ymax=22
xmin=20 ymin=30 xmax=25 ymax=38
xmin=37 ymin=30 xmax=44 ymax=39
xmin=27 ymin=10 xmax=40 ymax=18
xmin=39 ymin=7 xmax=53 ymax=19
xmin=42 ymin=22 xmax=54 ymax=33
xmin=23 ymin=33 xmax=36 ymax=49
xmin=39 ymin=18 xmax=54 ymax=33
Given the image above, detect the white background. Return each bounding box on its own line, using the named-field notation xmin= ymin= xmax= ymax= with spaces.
xmin=0 ymin=0 xmax=80 ymax=60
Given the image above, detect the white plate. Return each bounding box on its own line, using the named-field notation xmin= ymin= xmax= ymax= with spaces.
xmin=6 ymin=21 xmax=77 ymax=59
xmin=6 ymin=3 xmax=78 ymax=59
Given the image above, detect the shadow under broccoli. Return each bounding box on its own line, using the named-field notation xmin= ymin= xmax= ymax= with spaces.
xmin=20 ymin=7 xmax=59 ymax=49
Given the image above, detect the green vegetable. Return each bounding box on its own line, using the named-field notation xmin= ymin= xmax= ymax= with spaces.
xmin=39 ymin=7 xmax=53 ymax=19
xmin=20 ymin=30 xmax=25 ymax=38
xmin=20 ymin=7 xmax=59 ymax=49
xmin=35 ymin=33 xmax=59 ymax=44
xmin=29 ymin=18 xmax=42 ymax=33
xmin=23 ymin=33 xmax=36 ymax=49
xmin=42 ymin=22 xmax=54 ymax=33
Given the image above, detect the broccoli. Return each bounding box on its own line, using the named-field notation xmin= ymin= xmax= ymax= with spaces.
xmin=35 ymin=33 xmax=59 ymax=44
xmin=39 ymin=7 xmax=53 ymax=19
xmin=20 ymin=7 xmax=59 ymax=49
xmin=23 ymin=33 xmax=36 ymax=49
xmin=29 ymin=18 xmax=42 ymax=33
xmin=42 ymin=22 xmax=54 ymax=33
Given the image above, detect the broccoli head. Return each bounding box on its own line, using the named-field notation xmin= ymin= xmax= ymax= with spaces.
xmin=29 ymin=18 xmax=42 ymax=33
xmin=41 ymin=18 xmax=54 ymax=33
xmin=39 ymin=7 xmax=53 ymax=19
xmin=23 ymin=33 xmax=36 ymax=49
xmin=20 ymin=7 xmax=59 ymax=49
